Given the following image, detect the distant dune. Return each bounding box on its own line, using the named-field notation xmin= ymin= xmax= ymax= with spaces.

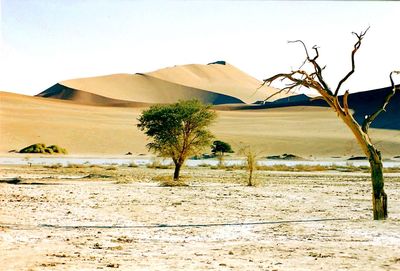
xmin=36 ymin=62 xmax=286 ymax=106
xmin=226 ymin=86 xmax=400 ymax=130
xmin=1 ymin=91 xmax=399 ymax=157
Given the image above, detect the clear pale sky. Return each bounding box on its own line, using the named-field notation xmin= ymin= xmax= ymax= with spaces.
xmin=0 ymin=0 xmax=399 ymax=96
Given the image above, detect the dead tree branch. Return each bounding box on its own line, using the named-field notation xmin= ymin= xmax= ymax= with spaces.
xmin=343 ymin=90 xmax=351 ymax=116
xmin=362 ymin=71 xmax=400 ymax=133
xmin=335 ymin=27 xmax=370 ymax=96
xmin=289 ymin=40 xmax=332 ymax=95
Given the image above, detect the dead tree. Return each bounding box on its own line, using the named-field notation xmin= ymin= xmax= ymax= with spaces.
xmin=262 ymin=28 xmax=399 ymax=220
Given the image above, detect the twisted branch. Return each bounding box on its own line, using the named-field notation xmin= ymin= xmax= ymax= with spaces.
xmin=289 ymin=40 xmax=332 ymax=95
xmin=362 ymin=71 xmax=400 ymax=133
xmin=335 ymin=27 xmax=370 ymax=96
xmin=343 ymin=90 xmax=351 ymax=116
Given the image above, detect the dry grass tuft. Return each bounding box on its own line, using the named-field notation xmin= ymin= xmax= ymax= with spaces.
xmin=66 ymin=163 xmax=89 ymax=168
xmin=147 ymin=160 xmax=174 ymax=169
xmin=239 ymin=146 xmax=259 ymax=186
xmin=153 ymin=175 xmax=188 ymax=187
xmin=44 ymin=163 xmax=63 ymax=169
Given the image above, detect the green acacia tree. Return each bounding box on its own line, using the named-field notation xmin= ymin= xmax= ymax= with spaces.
xmin=211 ymin=140 xmax=234 ymax=156
xmin=137 ymin=100 xmax=217 ymax=181
xmin=211 ymin=140 xmax=234 ymax=167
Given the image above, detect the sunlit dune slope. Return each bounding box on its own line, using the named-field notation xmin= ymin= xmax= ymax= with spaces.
xmin=147 ymin=62 xmax=285 ymax=103
xmin=36 ymin=62 xmax=285 ymax=106
xmin=2 ymin=91 xmax=399 ymax=157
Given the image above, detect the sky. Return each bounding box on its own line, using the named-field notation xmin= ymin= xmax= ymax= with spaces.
xmin=0 ymin=0 xmax=399 ymax=96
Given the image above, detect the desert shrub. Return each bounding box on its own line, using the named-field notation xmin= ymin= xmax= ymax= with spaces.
xmin=19 ymin=143 xmax=47 ymax=153
xmin=224 ymin=164 xmax=246 ymax=170
xmin=44 ymin=163 xmax=63 ymax=169
xmin=47 ymin=145 xmax=68 ymax=154
xmin=147 ymin=159 xmax=173 ymax=169
xmin=66 ymin=163 xmax=88 ymax=168
xmin=239 ymin=146 xmax=259 ymax=186
xmin=152 ymin=175 xmax=188 ymax=187
xmin=19 ymin=143 xmax=67 ymax=154
xmin=128 ymin=162 xmax=138 ymax=168
xmin=385 ymin=167 xmax=400 ymax=173
xmin=211 ymin=140 xmax=234 ymax=168
xmin=256 ymin=164 xmax=375 ymax=172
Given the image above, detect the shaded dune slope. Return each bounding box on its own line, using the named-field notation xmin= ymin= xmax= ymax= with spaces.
xmin=38 ymin=73 xmax=244 ymax=106
xmin=38 ymin=83 xmax=150 ymax=107
xmin=227 ymin=86 xmax=400 ymax=130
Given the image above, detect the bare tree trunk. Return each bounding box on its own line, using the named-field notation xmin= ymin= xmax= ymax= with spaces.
xmin=173 ymin=162 xmax=182 ymax=181
xmin=340 ymin=113 xmax=388 ymax=220
xmin=217 ymin=154 xmax=224 ymax=168
xmin=247 ymin=167 xmax=254 ymax=186
xmin=368 ymin=149 xmax=388 ymax=220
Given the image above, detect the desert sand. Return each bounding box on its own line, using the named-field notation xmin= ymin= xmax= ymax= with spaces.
xmin=37 ymin=63 xmax=285 ymax=105
xmin=1 ymin=165 xmax=400 ymax=270
xmin=1 ymin=91 xmax=399 ymax=158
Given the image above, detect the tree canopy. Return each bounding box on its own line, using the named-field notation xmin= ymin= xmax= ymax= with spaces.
xmin=137 ymin=99 xmax=217 ymax=180
xmin=211 ymin=140 xmax=234 ymax=156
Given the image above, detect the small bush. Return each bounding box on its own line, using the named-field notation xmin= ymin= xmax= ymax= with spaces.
xmin=153 ymin=175 xmax=188 ymax=187
xmin=47 ymin=145 xmax=68 ymax=154
xmin=128 ymin=162 xmax=138 ymax=168
xmin=19 ymin=143 xmax=46 ymax=154
xmin=66 ymin=163 xmax=88 ymax=168
xmin=44 ymin=163 xmax=63 ymax=169
xmin=147 ymin=159 xmax=173 ymax=169
xmin=239 ymin=146 xmax=259 ymax=186
xmin=19 ymin=143 xmax=67 ymax=154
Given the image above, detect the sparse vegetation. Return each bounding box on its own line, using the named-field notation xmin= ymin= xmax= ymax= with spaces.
xmin=266 ymin=153 xmax=304 ymax=160
xmin=105 ymin=165 xmax=118 ymax=171
xmin=146 ymin=159 xmax=174 ymax=169
xmin=44 ymin=163 xmax=63 ymax=169
xmin=152 ymin=174 xmax=188 ymax=187
xmin=207 ymin=163 xmax=400 ymax=173
xmin=239 ymin=146 xmax=258 ymax=186
xmin=66 ymin=163 xmax=88 ymax=168
xmin=19 ymin=143 xmax=67 ymax=154
xmin=211 ymin=140 xmax=234 ymax=168
xmin=128 ymin=162 xmax=138 ymax=168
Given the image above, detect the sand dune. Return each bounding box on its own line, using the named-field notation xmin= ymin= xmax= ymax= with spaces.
xmin=252 ymin=86 xmax=400 ymax=130
xmin=37 ymin=62 xmax=285 ymax=106
xmin=1 ymin=91 xmax=399 ymax=158
xmin=147 ymin=62 xmax=286 ymax=103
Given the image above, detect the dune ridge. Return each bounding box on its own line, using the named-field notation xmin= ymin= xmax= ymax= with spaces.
xmin=37 ymin=62 xmax=286 ymax=106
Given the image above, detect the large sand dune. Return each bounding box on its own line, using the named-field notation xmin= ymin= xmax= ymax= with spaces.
xmin=1 ymin=91 xmax=399 ymax=158
xmin=37 ymin=62 xmax=284 ymax=106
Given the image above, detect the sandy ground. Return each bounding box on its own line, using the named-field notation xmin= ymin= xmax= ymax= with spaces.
xmin=1 ymin=165 xmax=400 ymax=270
xmin=2 ymin=91 xmax=400 ymax=157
